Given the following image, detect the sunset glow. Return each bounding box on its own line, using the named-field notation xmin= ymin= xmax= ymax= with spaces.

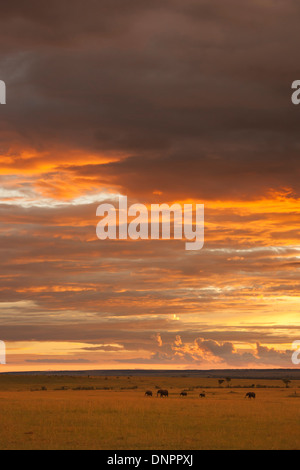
xmin=1 ymin=0 xmax=300 ymax=372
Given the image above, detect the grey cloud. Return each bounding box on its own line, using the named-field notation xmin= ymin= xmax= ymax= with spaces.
xmin=1 ymin=1 xmax=300 ymax=198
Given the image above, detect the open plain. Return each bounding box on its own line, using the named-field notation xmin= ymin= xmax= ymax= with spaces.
xmin=0 ymin=374 xmax=299 ymax=450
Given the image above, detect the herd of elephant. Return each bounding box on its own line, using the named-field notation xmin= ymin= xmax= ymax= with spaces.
xmin=145 ymin=390 xmax=256 ymax=399
xmin=145 ymin=389 xmax=206 ymax=398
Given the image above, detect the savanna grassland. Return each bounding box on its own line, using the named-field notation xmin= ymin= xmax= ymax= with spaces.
xmin=0 ymin=374 xmax=299 ymax=450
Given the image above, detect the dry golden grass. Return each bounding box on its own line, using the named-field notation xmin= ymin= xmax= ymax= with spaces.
xmin=0 ymin=375 xmax=299 ymax=449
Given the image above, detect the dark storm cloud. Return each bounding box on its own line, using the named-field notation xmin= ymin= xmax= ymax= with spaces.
xmin=1 ymin=1 xmax=300 ymax=198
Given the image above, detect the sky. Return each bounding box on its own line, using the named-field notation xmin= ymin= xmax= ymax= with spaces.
xmin=0 ymin=0 xmax=300 ymax=371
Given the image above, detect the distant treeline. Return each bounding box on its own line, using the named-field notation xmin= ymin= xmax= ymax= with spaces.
xmin=3 ymin=369 xmax=300 ymax=380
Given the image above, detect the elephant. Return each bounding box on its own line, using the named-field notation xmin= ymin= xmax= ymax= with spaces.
xmin=157 ymin=389 xmax=169 ymax=397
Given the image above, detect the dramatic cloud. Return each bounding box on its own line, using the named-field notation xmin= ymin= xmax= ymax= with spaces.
xmin=116 ymin=336 xmax=294 ymax=368
xmin=0 ymin=1 xmax=299 ymax=370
